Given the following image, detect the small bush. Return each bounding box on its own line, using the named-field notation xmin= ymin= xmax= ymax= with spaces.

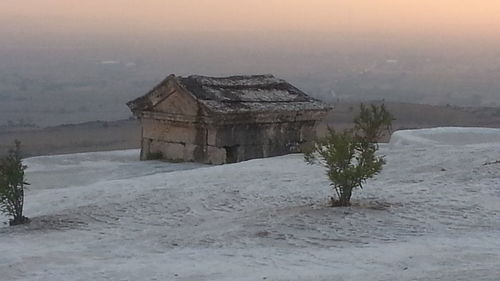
xmin=353 ymin=103 xmax=394 ymax=143
xmin=305 ymin=104 xmax=394 ymax=207
xmin=0 ymin=140 xmax=30 ymax=225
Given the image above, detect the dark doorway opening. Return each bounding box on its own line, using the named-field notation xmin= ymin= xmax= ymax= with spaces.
xmin=224 ymin=145 xmax=239 ymax=163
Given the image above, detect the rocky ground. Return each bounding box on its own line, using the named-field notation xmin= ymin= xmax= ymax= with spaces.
xmin=0 ymin=128 xmax=499 ymax=280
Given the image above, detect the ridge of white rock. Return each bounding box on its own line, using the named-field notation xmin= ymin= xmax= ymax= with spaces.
xmin=1 ymin=127 xmax=499 ymax=281
xmin=390 ymin=127 xmax=500 ymax=146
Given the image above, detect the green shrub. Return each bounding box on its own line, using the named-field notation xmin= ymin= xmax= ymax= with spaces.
xmin=0 ymin=141 xmax=30 ymax=225
xmin=353 ymin=103 xmax=394 ymax=143
xmin=305 ymin=104 xmax=394 ymax=207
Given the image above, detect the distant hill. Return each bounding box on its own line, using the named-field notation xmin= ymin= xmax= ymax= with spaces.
xmin=1 ymin=102 xmax=499 ymax=157
xmin=0 ymin=120 xmax=140 ymax=157
xmin=320 ymin=102 xmax=500 ymax=140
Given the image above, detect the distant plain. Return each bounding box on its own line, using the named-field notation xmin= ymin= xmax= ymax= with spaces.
xmin=1 ymin=102 xmax=499 ymax=157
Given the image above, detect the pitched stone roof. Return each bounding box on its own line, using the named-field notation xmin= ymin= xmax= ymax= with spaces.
xmin=128 ymin=74 xmax=331 ymax=114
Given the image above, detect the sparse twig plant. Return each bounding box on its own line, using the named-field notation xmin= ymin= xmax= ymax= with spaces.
xmin=353 ymin=103 xmax=395 ymax=143
xmin=305 ymin=104 xmax=394 ymax=207
xmin=0 ymin=140 xmax=30 ymax=225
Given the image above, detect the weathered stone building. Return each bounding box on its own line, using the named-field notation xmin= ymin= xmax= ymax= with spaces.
xmin=127 ymin=74 xmax=331 ymax=164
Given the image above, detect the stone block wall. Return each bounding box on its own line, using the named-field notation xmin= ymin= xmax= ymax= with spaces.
xmin=140 ymin=116 xmax=319 ymax=164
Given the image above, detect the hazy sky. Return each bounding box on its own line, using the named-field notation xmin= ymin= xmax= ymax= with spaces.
xmin=1 ymin=1 xmax=500 ymax=125
xmin=2 ymin=0 xmax=500 ymax=38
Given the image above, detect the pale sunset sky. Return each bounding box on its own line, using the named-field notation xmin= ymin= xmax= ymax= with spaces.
xmin=1 ymin=1 xmax=500 ymax=124
xmin=1 ymin=0 xmax=500 ymax=38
